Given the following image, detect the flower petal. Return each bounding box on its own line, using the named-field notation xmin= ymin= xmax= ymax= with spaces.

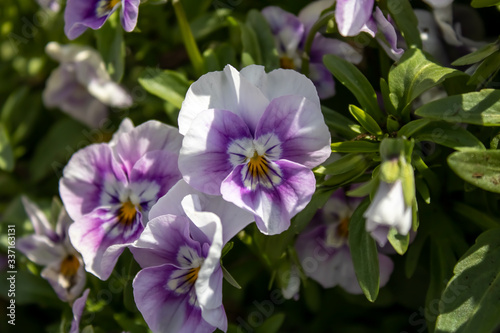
xmin=133 ymin=264 xmax=216 ymax=333
xmin=113 ymin=120 xmax=183 ymax=176
xmin=21 ymin=196 xmax=57 ymax=239
xmin=309 ymin=63 xmax=336 ymax=100
xmin=64 ymin=0 xmax=108 ymax=40
xmin=59 ymin=143 xmax=126 ymax=220
xmin=261 ymin=6 xmax=304 ymax=56
xmin=336 ymin=0 xmax=375 ymax=37
xmin=179 ymin=108 xmax=253 ymax=195
xmin=239 ymin=65 xmax=320 ymax=106
xmin=17 ymin=235 xmax=65 ymax=265
xmin=179 ymin=64 xmax=270 ymax=135
xmin=221 ymin=160 xmax=316 ymax=235
xmin=374 ymin=7 xmax=404 ymax=61
xmin=298 ymin=0 xmax=335 ymax=31
xmin=70 ymin=288 xmax=90 ymax=333
xmin=255 ymin=95 xmax=331 ymax=168
xmin=41 ymin=256 xmax=86 ymax=302
xmin=121 ymin=0 xmax=140 ymax=32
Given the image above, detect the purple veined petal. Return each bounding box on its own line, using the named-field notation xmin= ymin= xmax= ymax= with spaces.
xmin=68 ymin=207 xmax=143 ymax=280
xmin=70 ymin=288 xmax=90 ymax=333
xmin=308 ymin=63 xmax=336 ymax=100
xmin=255 ymin=94 xmax=331 ymax=168
xmin=41 ymin=255 xmax=86 ymax=302
xmin=181 ymin=196 xmax=227 ymax=330
xmin=298 ymin=0 xmax=335 ymax=33
xmin=42 ymin=64 xmax=109 ymax=128
xmin=378 ymin=253 xmax=394 ymax=288
xmin=109 ymin=117 xmax=135 ymax=147
xmin=179 ymin=108 xmax=253 ymax=196
xmin=336 ymin=0 xmax=375 ymax=37
xmin=310 ymin=34 xmax=363 ymax=65
xmin=130 ymin=214 xmax=202 ymax=269
xmin=128 ymin=150 xmax=182 ymax=220
xmin=149 ymin=180 xmax=255 ymax=244
xmin=64 ymin=0 xmax=110 ymax=40
xmin=133 ymin=264 xmax=216 ymax=333
xmin=221 ymin=160 xmax=316 ymax=235
xmin=359 ymin=16 xmax=378 ymax=38
xmin=179 ymin=64 xmax=270 ymax=136
xmin=373 ymin=7 xmax=404 ymax=61
xmin=113 ymin=120 xmax=183 ymax=176
xmin=59 ymin=143 xmax=127 ymax=220
xmin=239 ymin=65 xmax=320 ymax=106
xmin=21 ymin=196 xmax=58 ymax=240
xmin=261 ymin=6 xmax=304 ymax=56
xmin=17 ymin=235 xmax=65 ymax=265
xmin=120 ymin=0 xmax=140 ymax=32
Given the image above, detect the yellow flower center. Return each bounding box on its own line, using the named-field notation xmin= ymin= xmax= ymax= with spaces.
xmin=118 ymin=200 xmax=137 ymax=226
xmin=247 ymin=151 xmax=270 ymax=180
xmin=280 ymin=56 xmax=295 ymax=69
xmin=60 ymin=254 xmax=80 ymax=278
xmin=185 ymin=266 xmax=201 ymax=285
xmin=96 ymin=0 xmax=121 ymax=17
xmin=337 ymin=217 xmax=350 ymax=239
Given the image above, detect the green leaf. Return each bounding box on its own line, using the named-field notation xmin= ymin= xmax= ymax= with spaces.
xmin=471 ymin=0 xmax=500 ymax=8
xmin=388 ymin=48 xmax=461 ymax=115
xmin=94 ymin=12 xmax=125 ymax=82
xmin=380 ymin=78 xmax=397 ymax=116
xmin=466 ymin=52 xmax=500 ymax=86
xmin=398 ymin=118 xmax=433 ymax=138
xmin=387 ymin=227 xmax=410 ymax=255
xmin=348 ymin=199 xmax=380 ymax=302
xmin=330 ymin=140 xmax=380 ymax=153
xmin=319 ymin=153 xmax=372 ymax=176
xmin=138 ymin=68 xmax=190 ymax=109
xmin=412 ymin=121 xmax=485 ymax=151
xmin=448 ymin=150 xmax=500 ymax=193
xmin=349 ymin=105 xmax=383 ymax=136
xmin=222 ymin=264 xmax=242 ymax=289
xmin=188 ymin=9 xmax=231 ymax=41
xmin=452 ymin=39 xmax=500 ymax=66
xmin=240 ymin=18 xmax=261 ymax=66
xmin=246 ymin=9 xmax=280 ymax=71
xmin=321 ymin=105 xmax=364 ymax=139
xmin=255 ymin=313 xmax=286 ymax=333
xmin=323 ymin=54 xmax=384 ymax=123
xmin=453 ymin=202 xmax=500 ymax=230
xmin=385 ymin=0 xmax=422 ymax=49
xmin=0 ymin=123 xmax=14 ymax=172
xmin=435 ymin=228 xmax=500 ymax=333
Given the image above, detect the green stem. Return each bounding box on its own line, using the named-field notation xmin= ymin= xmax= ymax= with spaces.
xmin=172 ymin=0 xmax=205 ymax=77
xmin=301 ymin=11 xmax=336 ymax=77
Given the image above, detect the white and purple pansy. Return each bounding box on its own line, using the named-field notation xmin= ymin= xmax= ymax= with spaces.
xmin=60 ymin=118 xmax=183 ymax=280
xmin=17 ymin=196 xmax=86 ymax=303
xmin=130 ymin=188 xmax=253 ymax=333
xmin=262 ymin=2 xmax=362 ymax=99
xmin=64 ymin=0 xmax=139 ymax=40
xmin=178 ymin=65 xmax=331 ymax=235
xmin=295 ymin=188 xmax=394 ymax=294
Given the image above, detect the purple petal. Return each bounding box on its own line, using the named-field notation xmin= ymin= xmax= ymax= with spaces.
xmin=109 ymin=118 xmax=135 ymax=147
xmin=130 ymin=215 xmax=202 ymax=269
xmin=378 ymin=253 xmax=394 ymax=288
xmin=64 ymin=0 xmax=109 ymax=40
xmin=120 ymin=0 xmax=140 ymax=32
xmin=336 ymin=0 xmax=375 ymax=37
xmin=179 ymin=108 xmax=253 ymax=196
xmin=70 ymin=288 xmax=90 ymax=333
xmin=261 ymin=6 xmax=304 ymax=56
xmin=17 ymin=235 xmax=64 ymax=265
xmin=149 ymin=180 xmax=254 ymax=244
xmin=60 ymin=143 xmax=127 ymax=221
xmin=221 ymin=160 xmax=316 ymax=235
xmin=255 ymin=95 xmax=331 ymax=168
xmin=21 ymin=196 xmax=58 ymax=240
xmin=310 ymin=34 xmax=363 ymax=65
xmin=239 ymin=65 xmax=320 ymax=106
xmin=309 ymin=63 xmax=336 ymax=100
xmin=113 ymin=120 xmax=183 ymax=176
xmin=133 ymin=264 xmax=216 ymax=333
xmin=68 ymin=208 xmax=143 ymax=280
xmin=41 ymin=256 xmax=86 ymax=302
xmin=374 ymin=7 xmax=404 ymax=61
xmin=179 ymin=65 xmax=270 ymax=136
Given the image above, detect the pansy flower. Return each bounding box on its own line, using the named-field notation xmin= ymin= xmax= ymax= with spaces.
xmin=295 ymin=188 xmax=394 ymax=294
xmin=18 ymin=196 xmax=86 ymax=303
xmin=131 ymin=181 xmax=254 ymax=333
xmin=64 ymin=0 xmax=140 ymax=40
xmin=262 ymin=1 xmax=362 ymax=99
xmin=43 ymin=42 xmax=132 ymax=128
xmin=335 ymin=0 xmax=404 ymax=60
xmin=60 ymin=118 xmax=183 ymax=280
xmin=178 ymin=64 xmax=331 ymax=235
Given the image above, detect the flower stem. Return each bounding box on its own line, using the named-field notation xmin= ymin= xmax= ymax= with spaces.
xmin=301 ymin=11 xmax=336 ymax=78
xmin=172 ymin=0 xmax=205 ymax=77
